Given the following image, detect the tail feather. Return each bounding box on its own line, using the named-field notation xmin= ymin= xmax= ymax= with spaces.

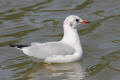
xmin=9 ymin=44 xmax=30 ymax=49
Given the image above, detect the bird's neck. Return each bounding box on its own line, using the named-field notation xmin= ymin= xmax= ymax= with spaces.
xmin=61 ymin=24 xmax=82 ymax=52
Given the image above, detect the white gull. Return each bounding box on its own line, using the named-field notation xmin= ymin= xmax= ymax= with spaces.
xmin=9 ymin=15 xmax=89 ymax=63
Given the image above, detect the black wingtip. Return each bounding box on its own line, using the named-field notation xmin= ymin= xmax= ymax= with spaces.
xmin=9 ymin=44 xmax=16 ymax=47
xmin=9 ymin=44 xmax=30 ymax=48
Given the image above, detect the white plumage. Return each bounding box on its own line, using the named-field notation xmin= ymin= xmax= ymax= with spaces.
xmin=10 ymin=15 xmax=89 ymax=63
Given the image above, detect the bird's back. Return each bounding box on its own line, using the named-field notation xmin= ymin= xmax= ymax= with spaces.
xmin=22 ymin=42 xmax=75 ymax=59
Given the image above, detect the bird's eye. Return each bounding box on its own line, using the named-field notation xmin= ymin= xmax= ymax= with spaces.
xmin=75 ymin=19 xmax=79 ymax=22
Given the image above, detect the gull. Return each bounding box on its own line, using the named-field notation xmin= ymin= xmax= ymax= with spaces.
xmin=9 ymin=15 xmax=89 ymax=63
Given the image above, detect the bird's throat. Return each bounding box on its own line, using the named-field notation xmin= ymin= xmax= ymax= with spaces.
xmin=61 ymin=25 xmax=81 ymax=49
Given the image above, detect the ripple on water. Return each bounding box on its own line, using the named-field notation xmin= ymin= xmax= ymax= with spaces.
xmin=0 ymin=0 xmax=120 ymax=80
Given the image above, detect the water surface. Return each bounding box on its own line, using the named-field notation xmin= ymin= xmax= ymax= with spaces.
xmin=0 ymin=0 xmax=120 ymax=80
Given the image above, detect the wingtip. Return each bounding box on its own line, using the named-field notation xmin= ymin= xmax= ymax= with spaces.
xmin=9 ymin=44 xmax=30 ymax=48
xmin=9 ymin=44 xmax=16 ymax=47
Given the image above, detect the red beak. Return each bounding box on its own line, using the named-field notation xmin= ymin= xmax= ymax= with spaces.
xmin=80 ymin=20 xmax=89 ymax=24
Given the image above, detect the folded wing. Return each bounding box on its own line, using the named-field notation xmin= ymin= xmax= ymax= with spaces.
xmin=22 ymin=42 xmax=75 ymax=59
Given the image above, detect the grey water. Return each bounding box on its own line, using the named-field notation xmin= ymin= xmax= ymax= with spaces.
xmin=0 ymin=0 xmax=120 ymax=80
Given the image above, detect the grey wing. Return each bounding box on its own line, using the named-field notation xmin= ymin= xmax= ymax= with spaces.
xmin=23 ymin=42 xmax=75 ymax=59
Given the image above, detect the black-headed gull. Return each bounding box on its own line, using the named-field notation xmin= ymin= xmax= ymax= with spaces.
xmin=9 ymin=15 xmax=89 ymax=63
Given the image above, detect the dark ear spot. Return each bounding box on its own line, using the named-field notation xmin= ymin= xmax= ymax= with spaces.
xmin=70 ymin=22 xmax=73 ymax=27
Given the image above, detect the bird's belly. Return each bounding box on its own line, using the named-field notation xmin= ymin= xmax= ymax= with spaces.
xmin=44 ymin=52 xmax=82 ymax=63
